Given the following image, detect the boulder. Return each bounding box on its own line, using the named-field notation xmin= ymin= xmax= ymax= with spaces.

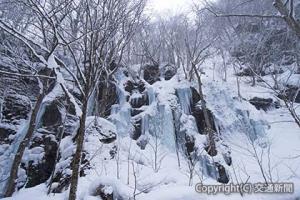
xmin=130 ymin=92 xmax=148 ymax=108
xmin=249 ymin=97 xmax=280 ymax=111
xmin=124 ymin=80 xmax=146 ymax=94
xmin=85 ymin=117 xmax=117 ymax=143
xmin=132 ymin=118 xmax=142 ymax=140
xmin=124 ymin=80 xmax=135 ymax=93
xmin=185 ymin=135 xmax=195 ymax=154
xmin=215 ymin=162 xmax=229 ymax=184
xmin=143 ymin=64 xmax=160 ymax=84
xmin=162 ymin=64 xmax=177 ymax=80
xmin=92 ymin=184 xmax=114 ymax=200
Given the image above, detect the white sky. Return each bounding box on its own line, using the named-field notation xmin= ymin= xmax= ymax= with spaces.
xmin=148 ymin=0 xmax=192 ymax=14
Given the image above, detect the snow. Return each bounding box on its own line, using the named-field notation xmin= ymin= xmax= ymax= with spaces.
xmin=55 ymin=68 xmax=82 ymax=117
xmin=22 ymin=147 xmax=45 ymax=166
xmin=2 ymin=56 xmax=300 ymax=200
xmin=85 ymin=116 xmax=117 ymax=139
xmin=139 ymin=186 xmax=205 ymax=200
xmin=201 ymin=56 xmax=300 ymax=199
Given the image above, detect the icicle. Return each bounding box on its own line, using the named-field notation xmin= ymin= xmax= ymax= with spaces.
xmin=199 ymin=155 xmax=218 ymax=180
xmin=176 ymin=87 xmax=192 ymax=114
xmin=35 ymin=102 xmax=47 ymax=128
xmin=0 ymin=99 xmax=49 ymax=196
xmin=116 ymin=86 xmax=127 ymax=105
xmin=110 ymin=103 xmax=131 ymax=137
xmin=142 ymin=114 xmax=150 ymax=136
xmin=110 ymin=85 xmax=132 ymax=137
xmin=147 ymin=87 xmax=155 ymax=105
xmin=159 ymin=104 xmax=176 ymax=150
xmin=0 ymin=121 xmax=29 ymax=196
xmin=119 ymin=105 xmax=131 ymax=135
xmin=110 ymin=104 xmax=119 ymax=115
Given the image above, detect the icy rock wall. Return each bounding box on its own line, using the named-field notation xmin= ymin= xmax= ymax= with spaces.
xmin=12 ymin=64 xmax=264 ymax=188
xmin=175 ymin=86 xmax=230 ymax=183
xmin=110 ymin=68 xmax=232 ymax=183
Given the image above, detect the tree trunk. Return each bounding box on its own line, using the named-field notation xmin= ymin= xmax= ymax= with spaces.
xmin=236 ymin=76 xmax=242 ymax=99
xmin=221 ymin=50 xmax=227 ymax=82
xmin=274 ymin=0 xmax=300 ymax=39
xmin=68 ymin=99 xmax=88 ymax=200
xmin=99 ymin=83 xmax=109 ymax=117
xmin=4 ymin=91 xmax=45 ymax=197
xmin=284 ymin=101 xmax=300 ymax=128
xmin=251 ymin=75 xmax=256 ymax=87
xmin=172 ymin=110 xmax=181 ymax=168
xmin=192 ymin=64 xmax=217 ymax=156
xmin=47 ymin=110 xmax=66 ymax=194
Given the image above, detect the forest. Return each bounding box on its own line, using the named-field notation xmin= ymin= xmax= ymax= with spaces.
xmin=0 ymin=0 xmax=299 ymax=199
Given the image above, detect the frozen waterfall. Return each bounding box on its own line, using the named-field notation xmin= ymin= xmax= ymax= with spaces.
xmin=176 ymin=87 xmax=192 ymax=115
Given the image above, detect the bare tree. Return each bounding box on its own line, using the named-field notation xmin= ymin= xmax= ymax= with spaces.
xmin=0 ymin=0 xmax=146 ymax=198
xmin=202 ymin=0 xmax=300 ymax=128
xmin=273 ymin=0 xmax=300 ymax=38
xmin=182 ymin=14 xmax=218 ymax=156
xmin=66 ymin=1 xmax=146 ymax=199
xmin=0 ymin=1 xmax=80 ymax=196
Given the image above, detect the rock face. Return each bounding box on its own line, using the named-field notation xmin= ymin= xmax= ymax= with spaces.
xmin=176 ymin=87 xmax=230 ymax=184
xmin=189 ymin=87 xmax=217 ymax=134
xmin=0 ymin=124 xmax=16 ymax=145
xmin=122 ymin=79 xmax=151 ymax=144
xmin=132 ymin=118 xmax=142 ymax=140
xmin=22 ymin=100 xmax=64 ymax=188
xmin=124 ymin=80 xmax=148 ymax=109
xmin=0 ymin=59 xmax=273 ymax=195
xmin=130 ymin=93 xmax=148 ymax=109
xmin=2 ymin=93 xmax=31 ymax=124
xmin=98 ymin=82 xmax=118 ymax=117
xmin=0 ymin=84 xmax=82 ymax=193
xmin=0 ymin=68 xmax=40 ymax=103
xmin=0 ymin=72 xmax=38 ymax=196
xmin=249 ymin=97 xmax=280 ymax=111
xmin=143 ymin=64 xmax=160 ymax=84
xmin=162 ymin=64 xmax=177 ymax=80
xmin=49 ymin=113 xmax=79 ymax=193
xmin=24 ymin=135 xmax=58 ymax=188
xmin=41 ymin=101 xmax=62 ymax=127
xmin=124 ymin=80 xmax=146 ymax=94
xmin=215 ymin=162 xmax=229 ymax=184
xmin=192 ymin=106 xmax=216 ymax=134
